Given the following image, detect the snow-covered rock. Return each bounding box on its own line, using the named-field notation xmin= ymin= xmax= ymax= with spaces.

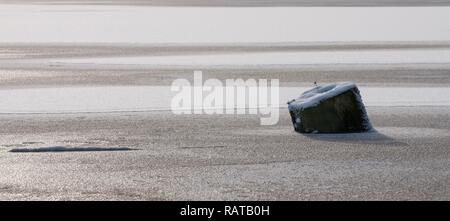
xmin=287 ymin=82 xmax=372 ymax=133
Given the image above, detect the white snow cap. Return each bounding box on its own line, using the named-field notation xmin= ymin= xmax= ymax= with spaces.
xmin=288 ymin=82 xmax=357 ymax=110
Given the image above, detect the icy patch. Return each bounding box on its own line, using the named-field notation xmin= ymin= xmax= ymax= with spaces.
xmin=0 ymin=86 xmax=172 ymax=113
xmin=9 ymin=146 xmax=134 ymax=153
xmin=52 ymin=49 xmax=450 ymax=66
xmin=0 ymin=6 xmax=450 ymax=43
xmin=0 ymin=86 xmax=449 ymax=114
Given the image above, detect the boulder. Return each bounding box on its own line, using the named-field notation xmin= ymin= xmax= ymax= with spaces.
xmin=287 ymin=82 xmax=372 ymax=133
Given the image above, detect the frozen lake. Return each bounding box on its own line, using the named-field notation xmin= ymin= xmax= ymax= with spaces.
xmin=0 ymin=3 xmax=449 ymax=201
xmin=1 ymin=5 xmax=450 ymax=43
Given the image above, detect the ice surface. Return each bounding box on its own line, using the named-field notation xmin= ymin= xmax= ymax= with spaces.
xmin=52 ymin=49 xmax=450 ymax=66
xmin=0 ymin=5 xmax=450 ymax=43
xmin=0 ymin=86 xmax=449 ymax=114
xmin=0 ymin=86 xmax=172 ymax=113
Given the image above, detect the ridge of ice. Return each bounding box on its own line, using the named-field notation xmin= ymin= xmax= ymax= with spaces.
xmin=288 ymin=82 xmax=356 ymax=110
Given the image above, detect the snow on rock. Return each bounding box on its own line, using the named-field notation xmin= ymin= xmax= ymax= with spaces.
xmin=288 ymin=82 xmax=356 ymax=110
xmin=287 ymin=82 xmax=372 ymax=133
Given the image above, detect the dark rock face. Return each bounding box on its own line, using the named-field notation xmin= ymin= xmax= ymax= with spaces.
xmin=288 ymin=82 xmax=372 ymax=133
